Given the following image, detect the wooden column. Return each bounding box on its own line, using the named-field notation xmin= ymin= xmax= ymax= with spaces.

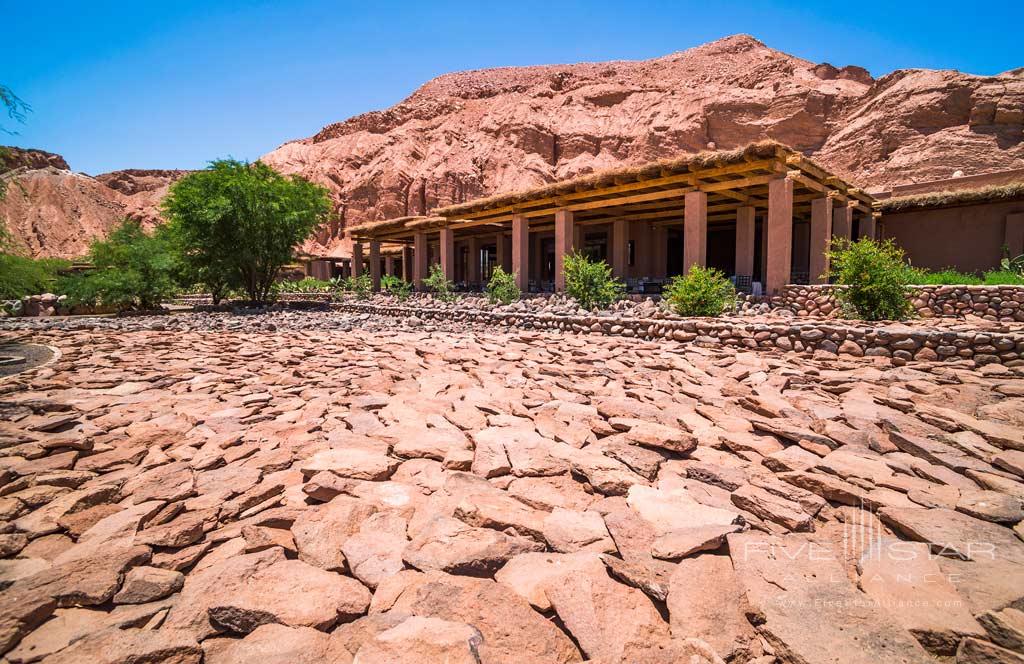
xmin=684 ymin=191 xmax=708 ymax=274
xmin=554 ymin=209 xmax=574 ymax=292
xmin=611 ymin=219 xmax=629 ymax=277
xmin=1006 ymin=213 xmax=1024 ymax=258
xmin=439 ymin=228 xmax=455 ymax=281
xmin=735 ymin=206 xmax=756 ymax=278
xmin=496 ymin=232 xmax=509 ymax=272
xmin=467 ymin=236 xmax=481 ymax=286
xmin=809 ymin=196 xmax=833 ymax=284
xmin=413 ymin=232 xmax=427 ymax=290
xmin=352 ymin=243 xmax=364 ymax=278
xmin=766 ymin=177 xmax=794 ymax=294
xmin=832 ymin=203 xmax=853 ymax=242
xmin=368 ymin=241 xmax=381 ymax=291
xmin=651 ymin=225 xmax=668 ymax=278
xmin=860 ymin=213 xmax=877 ymax=241
xmin=384 ymin=255 xmax=395 ymax=278
xmin=512 ymin=214 xmax=529 ymax=290
xmin=401 ymin=246 xmax=413 ymax=282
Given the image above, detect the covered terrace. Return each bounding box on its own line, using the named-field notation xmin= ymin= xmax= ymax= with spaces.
xmin=346 ymin=141 xmax=878 ymax=295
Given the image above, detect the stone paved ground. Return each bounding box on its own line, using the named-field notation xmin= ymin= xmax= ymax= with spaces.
xmin=2 ymin=313 xmax=1024 ymax=663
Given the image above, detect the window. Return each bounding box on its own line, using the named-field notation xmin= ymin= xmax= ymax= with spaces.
xmin=628 ymin=240 xmax=635 ymax=267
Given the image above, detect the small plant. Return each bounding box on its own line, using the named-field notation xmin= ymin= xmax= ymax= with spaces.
xmin=563 ymin=251 xmax=624 ymax=310
xmin=826 ymin=238 xmax=914 ymax=321
xmin=350 ymin=273 xmax=372 ymax=300
xmin=485 ymin=266 xmax=520 ymax=305
xmin=1001 ymin=251 xmax=1024 ymax=280
xmin=664 ymin=265 xmax=736 ymax=316
xmin=424 ymin=263 xmax=455 ymax=302
xmin=381 ymin=274 xmax=413 ymax=301
xmin=273 ymin=277 xmax=334 ymax=294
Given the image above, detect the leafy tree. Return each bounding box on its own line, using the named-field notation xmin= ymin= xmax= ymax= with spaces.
xmin=1 ymin=84 xmax=32 ymax=202
xmin=485 ymin=266 xmax=520 ymax=304
xmin=0 ymin=254 xmax=67 ymax=299
xmin=826 ymin=238 xmax=914 ymax=321
xmin=424 ymin=263 xmax=455 ymax=302
xmin=664 ymin=265 xmax=735 ymax=316
xmin=563 ymin=251 xmax=624 ymax=310
xmin=59 ymin=220 xmax=178 ymax=310
xmin=162 ymin=159 xmax=331 ymax=304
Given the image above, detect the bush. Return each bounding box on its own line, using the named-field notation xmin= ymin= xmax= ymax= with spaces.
xmin=563 ymin=251 xmax=624 ymax=310
xmin=1001 ymin=252 xmax=1024 ymax=281
xmin=348 ymin=273 xmax=372 ymax=300
xmin=0 ymin=254 xmax=67 ymax=299
xmin=664 ymin=266 xmax=736 ymax=316
xmin=162 ymin=159 xmax=331 ymax=305
xmin=381 ymin=274 xmax=412 ymax=301
xmin=983 ymin=269 xmax=1024 ymax=285
xmin=827 ymin=238 xmax=914 ymax=321
xmin=905 ymin=267 xmax=982 ymax=285
xmin=423 ymin=263 xmax=455 ymax=302
xmin=276 ymin=277 xmax=333 ymax=294
xmin=59 ymin=220 xmax=178 ymax=311
xmin=485 ymin=266 xmax=520 ymax=305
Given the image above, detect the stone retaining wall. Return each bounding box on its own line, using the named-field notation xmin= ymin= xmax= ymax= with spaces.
xmin=172 ymin=292 xmax=334 ymax=306
xmin=335 ymin=302 xmax=1024 ymax=368
xmin=774 ymin=284 xmax=1024 ymax=322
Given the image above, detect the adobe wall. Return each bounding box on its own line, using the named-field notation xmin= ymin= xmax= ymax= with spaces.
xmin=881 ymin=200 xmax=1024 ymax=273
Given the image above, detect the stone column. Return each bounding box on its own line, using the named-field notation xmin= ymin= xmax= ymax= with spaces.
xmin=439 ymin=228 xmax=455 ymax=282
xmin=512 ymin=214 xmax=529 ymax=291
xmin=684 ymin=191 xmax=708 ymax=274
xmin=832 ymin=203 xmax=853 ymax=242
xmin=352 ymin=243 xmax=364 ymax=278
xmin=766 ymin=177 xmax=794 ymax=294
xmin=1006 ymin=213 xmax=1024 ymax=257
xmin=384 ymin=255 xmax=395 ymax=278
xmin=809 ymin=196 xmax=833 ymax=284
xmin=554 ymin=209 xmax=574 ymax=292
xmin=611 ymin=219 xmax=629 ymax=277
xmin=413 ymin=232 xmax=427 ymax=290
xmin=368 ymin=241 xmax=381 ymax=292
xmin=735 ymin=206 xmax=755 ymax=278
xmin=467 ymin=236 xmax=481 ymax=286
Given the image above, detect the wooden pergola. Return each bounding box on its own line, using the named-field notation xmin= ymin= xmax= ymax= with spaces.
xmin=347 ymin=141 xmax=878 ymax=294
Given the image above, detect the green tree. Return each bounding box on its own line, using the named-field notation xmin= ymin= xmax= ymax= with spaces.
xmin=826 ymin=238 xmax=914 ymax=321
xmin=664 ymin=265 xmax=736 ymax=316
xmin=59 ymin=220 xmax=178 ymax=310
xmin=1 ymin=84 xmax=31 ymax=200
xmin=162 ymin=159 xmax=331 ymax=304
xmin=563 ymin=251 xmax=624 ymax=310
xmin=424 ymin=263 xmax=455 ymax=302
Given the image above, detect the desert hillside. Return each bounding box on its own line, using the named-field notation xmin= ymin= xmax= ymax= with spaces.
xmin=4 ymin=35 xmax=1023 ymax=258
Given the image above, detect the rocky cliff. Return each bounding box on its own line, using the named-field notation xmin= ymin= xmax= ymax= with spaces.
xmin=4 ymin=34 xmax=1023 ymax=258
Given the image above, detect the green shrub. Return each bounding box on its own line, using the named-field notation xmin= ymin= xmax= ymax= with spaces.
xmin=59 ymin=220 xmax=178 ymax=311
xmin=563 ymin=251 xmax=624 ymax=310
xmin=276 ymin=277 xmax=333 ymax=294
xmin=1001 ymin=252 xmax=1024 ymax=281
xmin=381 ymin=274 xmax=412 ymax=301
xmin=0 ymin=254 xmax=68 ymax=299
xmin=664 ymin=265 xmax=736 ymax=316
xmin=906 ymin=267 xmax=982 ymax=285
xmin=348 ymin=273 xmax=372 ymax=300
xmin=424 ymin=264 xmax=455 ymax=302
xmin=827 ymin=238 xmax=914 ymax=321
xmin=983 ymin=269 xmax=1024 ymax=285
xmin=485 ymin=266 xmax=520 ymax=305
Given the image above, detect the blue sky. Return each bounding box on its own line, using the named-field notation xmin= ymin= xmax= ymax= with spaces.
xmin=5 ymin=0 xmax=1018 ymax=174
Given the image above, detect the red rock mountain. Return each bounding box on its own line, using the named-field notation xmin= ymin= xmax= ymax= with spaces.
xmin=4 ymin=35 xmax=1023 ymax=258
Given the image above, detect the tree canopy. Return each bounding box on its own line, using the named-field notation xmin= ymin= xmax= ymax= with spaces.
xmin=162 ymin=159 xmax=331 ymax=304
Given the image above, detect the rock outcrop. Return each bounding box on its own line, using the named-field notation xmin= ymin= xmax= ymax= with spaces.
xmin=4 ymin=34 xmax=1024 ymax=258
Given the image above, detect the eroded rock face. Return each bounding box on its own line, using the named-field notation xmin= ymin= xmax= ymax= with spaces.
xmin=8 ymin=35 xmax=1024 ymax=258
